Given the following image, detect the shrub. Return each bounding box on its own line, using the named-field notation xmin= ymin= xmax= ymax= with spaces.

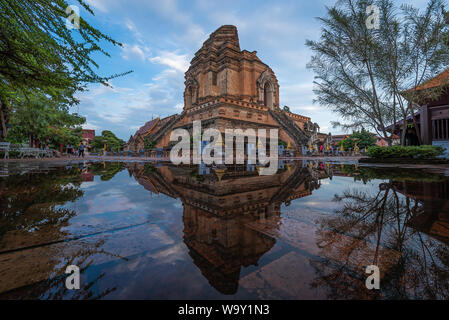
xmin=0 ymin=150 xmax=20 ymax=158
xmin=367 ymin=145 xmax=445 ymax=159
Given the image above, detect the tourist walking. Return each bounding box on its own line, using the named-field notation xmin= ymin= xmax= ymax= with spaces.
xmin=67 ymin=143 xmax=73 ymax=157
xmin=78 ymin=143 xmax=85 ymax=158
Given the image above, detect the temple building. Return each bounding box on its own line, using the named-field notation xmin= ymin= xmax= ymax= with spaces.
xmin=125 ymin=25 xmax=319 ymax=154
xmin=387 ymin=69 xmax=449 ymax=157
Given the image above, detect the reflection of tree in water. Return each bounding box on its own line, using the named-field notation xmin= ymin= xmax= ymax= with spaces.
xmin=312 ymin=169 xmax=449 ymax=299
xmin=0 ymin=167 xmax=84 ymax=244
xmin=90 ymin=162 xmax=125 ymax=181
xmin=1 ymin=240 xmax=118 ymax=300
xmin=0 ymin=163 xmax=125 ymax=299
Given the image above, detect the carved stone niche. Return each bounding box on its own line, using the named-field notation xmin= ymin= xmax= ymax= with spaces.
xmin=184 ymin=77 xmax=200 ymax=109
xmin=257 ymin=70 xmax=277 ymax=109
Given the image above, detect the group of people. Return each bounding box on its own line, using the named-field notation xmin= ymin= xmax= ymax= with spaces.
xmin=66 ymin=142 xmax=86 ymax=158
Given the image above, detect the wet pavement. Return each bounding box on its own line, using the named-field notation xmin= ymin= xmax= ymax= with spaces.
xmin=0 ymin=160 xmax=448 ymax=299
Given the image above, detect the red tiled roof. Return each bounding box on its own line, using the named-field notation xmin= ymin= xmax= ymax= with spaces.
xmin=332 ymin=135 xmax=349 ymax=140
xmin=410 ymin=69 xmax=449 ymax=92
xmin=134 ymin=118 xmax=159 ymax=138
xmin=137 ymin=177 xmax=159 ymax=194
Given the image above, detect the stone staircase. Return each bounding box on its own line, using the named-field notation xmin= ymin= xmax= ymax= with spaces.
xmin=268 ymin=109 xmax=309 ymax=149
xmin=270 ymin=166 xmax=310 ymax=203
xmin=149 ymin=170 xmax=180 ymax=198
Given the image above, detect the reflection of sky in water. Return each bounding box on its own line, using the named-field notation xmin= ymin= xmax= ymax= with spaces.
xmin=1 ymin=161 xmax=449 ymax=300
xmin=283 ymin=176 xmax=385 ymax=215
xmin=59 ymin=170 xmax=183 ymax=239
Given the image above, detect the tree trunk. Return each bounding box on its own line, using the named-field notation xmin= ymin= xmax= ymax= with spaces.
xmin=408 ymin=101 xmax=422 ymax=145
xmin=401 ymin=115 xmax=408 ymax=146
xmin=401 ymin=124 xmax=407 ymax=146
xmin=0 ymin=102 xmax=8 ymax=141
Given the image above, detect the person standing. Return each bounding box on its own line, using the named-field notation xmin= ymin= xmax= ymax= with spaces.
xmin=67 ymin=143 xmax=73 ymax=157
xmin=78 ymin=143 xmax=85 ymax=158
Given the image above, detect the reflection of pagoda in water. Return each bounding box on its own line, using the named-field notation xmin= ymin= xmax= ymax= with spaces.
xmin=126 ymin=161 xmax=327 ymax=294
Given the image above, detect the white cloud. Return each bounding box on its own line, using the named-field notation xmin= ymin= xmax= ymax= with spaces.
xmin=125 ymin=19 xmax=138 ymax=33
xmin=97 ymin=112 xmax=128 ymax=124
xmin=76 ymin=73 xmax=185 ymax=139
xmin=291 ymin=105 xmax=321 ymax=112
xmin=124 ymin=18 xmax=146 ymax=44
xmin=147 ymin=0 xmax=206 ymax=46
xmin=121 ymin=44 xmax=150 ymax=61
xmin=150 ymin=51 xmax=189 ymax=73
xmin=83 ymin=121 xmax=101 ymax=131
xmin=84 ymin=0 xmax=111 ymax=13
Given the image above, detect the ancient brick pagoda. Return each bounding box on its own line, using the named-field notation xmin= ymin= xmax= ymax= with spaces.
xmin=125 ymin=25 xmax=319 ymax=154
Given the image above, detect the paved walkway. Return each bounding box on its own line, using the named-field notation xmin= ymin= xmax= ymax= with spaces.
xmin=1 ymin=154 xmax=364 ymax=162
xmin=2 ymin=155 xmax=449 ymax=171
xmin=0 ymin=155 xmax=170 ymax=163
xmin=281 ymin=156 xmax=365 ymax=161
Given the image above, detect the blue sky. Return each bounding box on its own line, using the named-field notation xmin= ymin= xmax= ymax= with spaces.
xmin=75 ymin=0 xmax=428 ymax=140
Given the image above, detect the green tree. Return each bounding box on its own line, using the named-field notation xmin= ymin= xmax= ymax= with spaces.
xmin=7 ymin=93 xmax=85 ymax=147
xmin=91 ymin=136 xmax=106 ymax=151
xmin=144 ymin=137 xmax=156 ymax=150
xmin=306 ymin=0 xmax=449 ymax=146
xmin=102 ymin=130 xmax=125 ymax=151
xmin=340 ymin=128 xmax=376 ymax=150
xmin=0 ymin=0 xmax=131 ymax=140
xmin=91 ymin=130 xmax=125 ymax=152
